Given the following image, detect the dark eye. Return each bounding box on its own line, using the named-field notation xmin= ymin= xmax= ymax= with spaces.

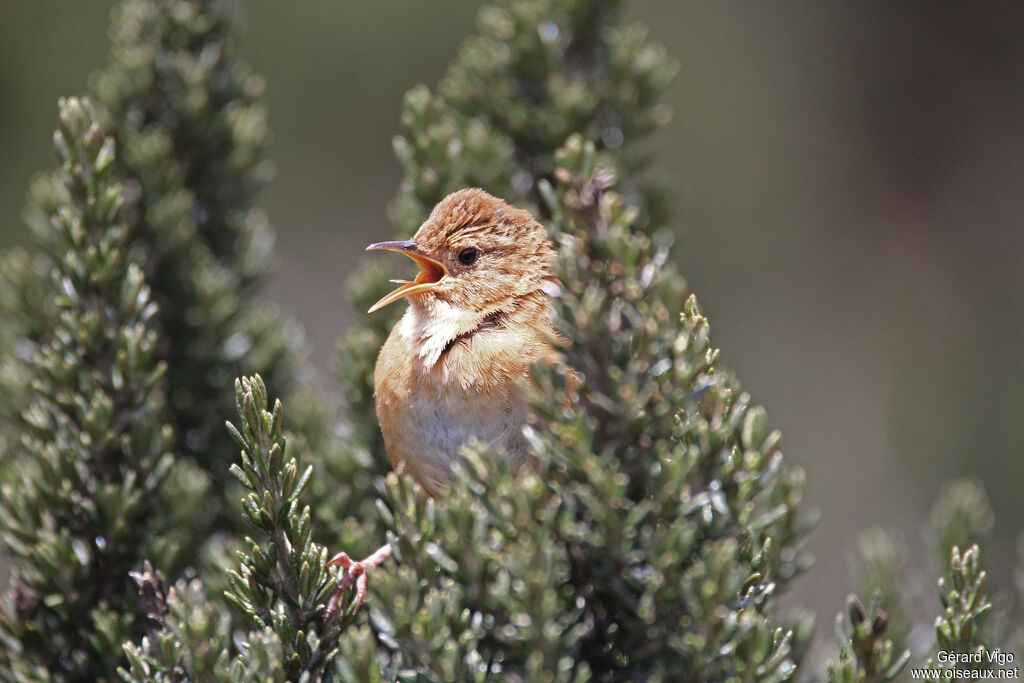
xmin=457 ymin=247 xmax=478 ymax=266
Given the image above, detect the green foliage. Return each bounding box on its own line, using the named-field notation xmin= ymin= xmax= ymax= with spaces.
xmin=123 ymin=376 xmax=383 ymax=681
xmin=920 ymin=545 xmax=994 ymax=681
xmin=826 ymin=595 xmax=909 ymax=683
xmin=905 ymin=544 xmax=999 ymax=683
xmin=533 ymin=140 xmax=816 ymax=679
xmin=122 ymin=569 xmax=236 ymax=681
xmin=0 ymin=248 xmax=50 ymax=437
xmin=89 ymin=0 xmax=306 ymax=504
xmin=0 ymin=97 xmax=173 ymax=681
xmin=839 ymin=482 xmax=1011 ymax=681
xmin=224 ymin=375 xmax=347 ymax=677
xmin=390 ymin=0 xmax=677 ymax=232
xmin=120 ymin=567 xmax=295 ymax=681
xmin=847 ymin=528 xmax=911 ymax=658
xmin=0 ymin=0 xmax=312 ymax=676
xmin=363 ymin=455 xmax=587 ymax=681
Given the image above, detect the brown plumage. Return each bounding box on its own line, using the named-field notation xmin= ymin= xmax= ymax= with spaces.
xmin=366 ymin=188 xmax=562 ymax=495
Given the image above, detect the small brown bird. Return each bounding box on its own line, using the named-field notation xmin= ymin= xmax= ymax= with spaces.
xmin=366 ymin=188 xmax=561 ymax=495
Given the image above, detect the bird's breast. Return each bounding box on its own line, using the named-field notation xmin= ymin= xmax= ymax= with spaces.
xmin=377 ymin=372 xmax=527 ymax=495
xmin=373 ymin=312 xmax=545 ymax=494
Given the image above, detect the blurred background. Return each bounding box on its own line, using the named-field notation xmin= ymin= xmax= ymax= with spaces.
xmin=2 ymin=1 xmax=1022 ymax=636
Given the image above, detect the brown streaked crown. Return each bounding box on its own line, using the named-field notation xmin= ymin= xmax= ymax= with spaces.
xmin=411 ymin=188 xmax=556 ymax=310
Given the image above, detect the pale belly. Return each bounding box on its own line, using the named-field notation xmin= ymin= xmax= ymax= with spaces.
xmin=379 ymin=388 xmax=527 ymax=495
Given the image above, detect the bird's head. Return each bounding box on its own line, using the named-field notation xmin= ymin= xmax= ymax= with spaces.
xmin=366 ymin=188 xmax=556 ymax=319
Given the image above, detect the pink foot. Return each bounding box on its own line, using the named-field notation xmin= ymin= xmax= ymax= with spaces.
xmin=324 ymin=543 xmax=392 ymax=623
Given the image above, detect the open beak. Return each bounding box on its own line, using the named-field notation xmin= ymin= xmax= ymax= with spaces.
xmin=365 ymin=240 xmax=448 ymax=313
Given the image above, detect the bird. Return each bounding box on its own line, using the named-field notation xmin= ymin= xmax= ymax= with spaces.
xmin=366 ymin=188 xmax=563 ymax=496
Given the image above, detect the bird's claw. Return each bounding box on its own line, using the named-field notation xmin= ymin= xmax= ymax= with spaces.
xmin=324 ymin=542 xmax=392 ymax=624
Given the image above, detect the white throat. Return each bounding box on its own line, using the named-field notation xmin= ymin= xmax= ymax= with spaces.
xmin=398 ymin=297 xmax=480 ymax=369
